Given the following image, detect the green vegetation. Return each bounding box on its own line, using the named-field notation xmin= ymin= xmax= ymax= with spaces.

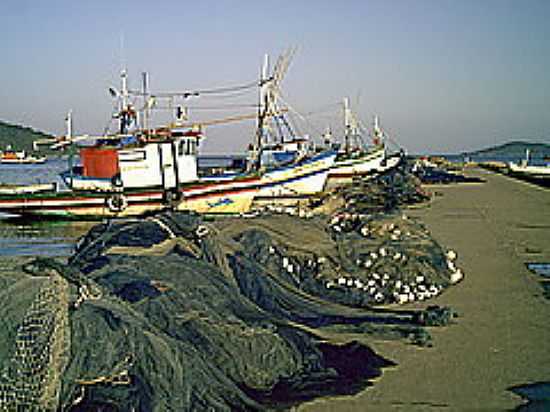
xmin=0 ymin=120 xmax=55 ymax=153
xmin=464 ymin=141 xmax=550 ymax=157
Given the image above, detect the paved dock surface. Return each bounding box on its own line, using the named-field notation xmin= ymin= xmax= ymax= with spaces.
xmin=301 ymin=169 xmax=550 ymax=411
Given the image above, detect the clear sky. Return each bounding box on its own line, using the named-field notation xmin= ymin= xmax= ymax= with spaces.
xmin=1 ymin=0 xmax=549 ymax=154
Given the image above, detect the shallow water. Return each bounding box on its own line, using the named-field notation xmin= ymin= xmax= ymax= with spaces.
xmin=0 ymin=219 xmax=95 ymax=257
xmin=0 ymin=156 xmax=70 ymax=188
xmin=526 ymin=263 xmax=550 ymax=278
xmin=510 ymin=382 xmax=550 ymax=411
xmin=0 ymin=157 xmax=95 ymax=256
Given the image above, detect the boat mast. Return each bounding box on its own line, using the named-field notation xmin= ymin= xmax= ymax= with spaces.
xmin=142 ymin=72 xmax=149 ymax=131
xmin=65 ymin=110 xmax=73 ymax=141
xmin=373 ymin=115 xmax=383 ymax=146
xmin=120 ymin=69 xmax=129 ymax=134
xmin=254 ymin=54 xmax=270 ymax=168
xmin=343 ymin=97 xmax=361 ymax=151
xmin=343 ymin=97 xmax=351 ymax=153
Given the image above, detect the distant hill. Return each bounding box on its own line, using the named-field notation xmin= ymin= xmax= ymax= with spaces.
xmin=0 ymin=120 xmax=55 ymax=153
xmin=463 ymin=141 xmax=550 ymax=157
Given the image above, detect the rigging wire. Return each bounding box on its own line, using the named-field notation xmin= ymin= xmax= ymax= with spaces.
xmin=144 ymin=104 xmax=259 ymax=112
xmin=358 ymin=116 xmax=403 ymax=150
xmin=129 ymin=80 xmax=258 ymax=99
xmin=300 ymin=102 xmax=341 ymax=117
xmin=277 ymin=94 xmax=324 ymax=138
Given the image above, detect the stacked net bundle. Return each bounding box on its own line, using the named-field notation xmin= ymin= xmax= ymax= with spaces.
xmin=0 ymin=270 xmax=70 ymax=412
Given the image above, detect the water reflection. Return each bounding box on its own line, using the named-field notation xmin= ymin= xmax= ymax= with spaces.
xmin=0 ymin=218 xmax=95 ymax=257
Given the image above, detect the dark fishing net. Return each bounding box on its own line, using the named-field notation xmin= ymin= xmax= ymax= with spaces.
xmin=0 ymin=165 xmax=459 ymax=410
xmin=0 ymin=268 xmax=70 ymax=411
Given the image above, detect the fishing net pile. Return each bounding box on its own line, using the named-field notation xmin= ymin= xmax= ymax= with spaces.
xmin=412 ymin=163 xmax=485 ymax=184
xmin=0 ymin=167 xmax=462 ymax=411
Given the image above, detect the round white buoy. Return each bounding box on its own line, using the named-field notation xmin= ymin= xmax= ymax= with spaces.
xmin=446 ymin=250 xmax=457 ymax=261
xmin=447 ymin=260 xmax=456 ymax=272
xmin=450 ymin=269 xmax=464 ymax=284
xmin=397 ymin=293 xmax=409 ymax=304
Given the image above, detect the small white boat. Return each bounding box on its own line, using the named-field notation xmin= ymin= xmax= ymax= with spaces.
xmin=0 ymin=182 xmax=56 ymax=195
xmin=508 ymin=149 xmax=550 ymax=183
xmin=0 ymin=147 xmax=46 ymax=164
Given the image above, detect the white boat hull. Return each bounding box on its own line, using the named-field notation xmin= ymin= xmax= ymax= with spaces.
xmin=0 ymin=152 xmax=337 ymax=219
xmin=0 ymin=157 xmax=47 ymax=164
xmin=328 ymin=147 xmax=386 ymax=178
xmin=0 ymin=183 xmax=56 ymax=195
xmin=509 ymin=162 xmax=550 ymax=177
xmin=257 ymin=151 xmax=336 ymax=197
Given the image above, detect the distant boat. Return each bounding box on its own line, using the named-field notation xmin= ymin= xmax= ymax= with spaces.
xmin=0 ymin=182 xmax=56 ymax=195
xmin=508 ymin=148 xmax=550 ymax=184
xmin=0 ymin=147 xmax=46 ymax=164
xmin=326 ymin=100 xmax=402 ymax=186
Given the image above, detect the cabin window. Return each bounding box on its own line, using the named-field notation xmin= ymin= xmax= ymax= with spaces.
xmin=177 ymin=139 xmax=197 ymax=156
xmin=183 ymin=139 xmax=196 ymax=155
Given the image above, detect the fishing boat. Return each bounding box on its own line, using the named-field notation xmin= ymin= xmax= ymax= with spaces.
xmin=0 ymin=54 xmax=335 ymax=219
xmin=508 ymin=149 xmax=550 ymax=185
xmin=0 ymin=146 xmax=46 ymax=164
xmin=325 ymin=99 xmax=401 ymax=188
xmin=246 ymin=51 xmax=336 ymax=201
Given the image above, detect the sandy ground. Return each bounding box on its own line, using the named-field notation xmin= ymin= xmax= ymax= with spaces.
xmin=300 ymin=168 xmax=550 ymax=411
